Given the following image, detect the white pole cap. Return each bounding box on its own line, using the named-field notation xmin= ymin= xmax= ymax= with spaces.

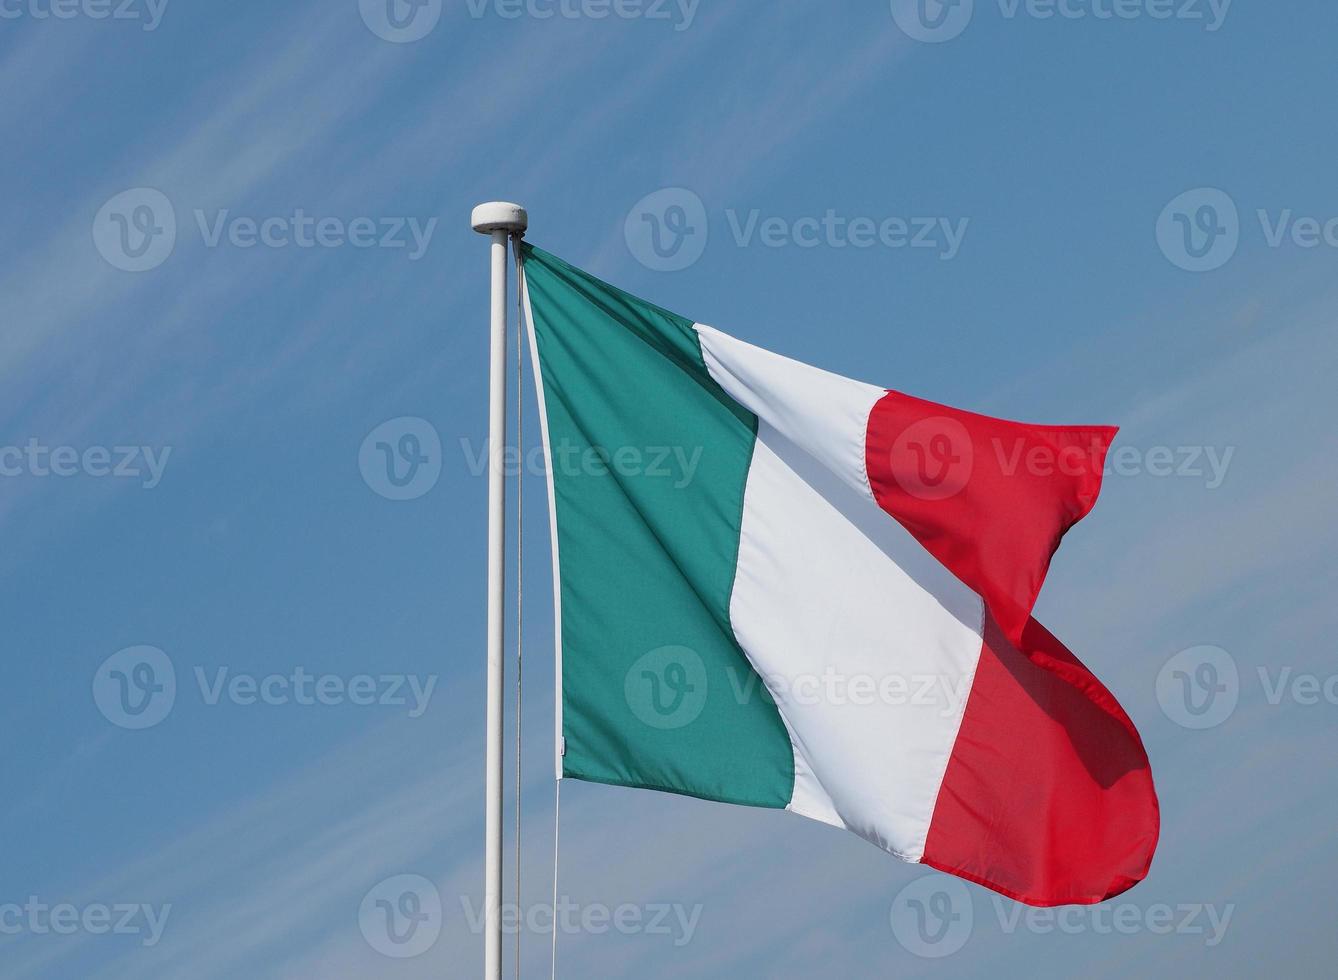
xmin=471 ymin=201 xmax=528 ymax=235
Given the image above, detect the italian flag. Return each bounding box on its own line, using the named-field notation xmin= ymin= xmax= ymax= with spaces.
xmin=520 ymin=243 xmax=1159 ymax=907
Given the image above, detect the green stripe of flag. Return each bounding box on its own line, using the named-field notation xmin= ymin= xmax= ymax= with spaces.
xmin=522 ymin=243 xmax=793 ymax=808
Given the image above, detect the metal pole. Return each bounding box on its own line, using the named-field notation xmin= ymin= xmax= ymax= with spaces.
xmin=471 ymin=201 xmax=527 ymax=980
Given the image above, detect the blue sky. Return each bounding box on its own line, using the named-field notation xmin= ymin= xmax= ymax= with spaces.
xmin=2 ymin=1 xmax=1337 ymax=977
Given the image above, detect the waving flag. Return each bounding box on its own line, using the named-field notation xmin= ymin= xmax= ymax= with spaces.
xmin=521 ymin=242 xmax=1159 ymax=906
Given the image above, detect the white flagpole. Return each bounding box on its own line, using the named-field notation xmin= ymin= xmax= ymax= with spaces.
xmin=471 ymin=201 xmax=528 ymax=980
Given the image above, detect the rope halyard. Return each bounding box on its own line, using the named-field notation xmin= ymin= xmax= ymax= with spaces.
xmin=550 ymin=778 xmax=561 ymax=980
xmin=514 ymin=241 xmax=562 ymax=980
